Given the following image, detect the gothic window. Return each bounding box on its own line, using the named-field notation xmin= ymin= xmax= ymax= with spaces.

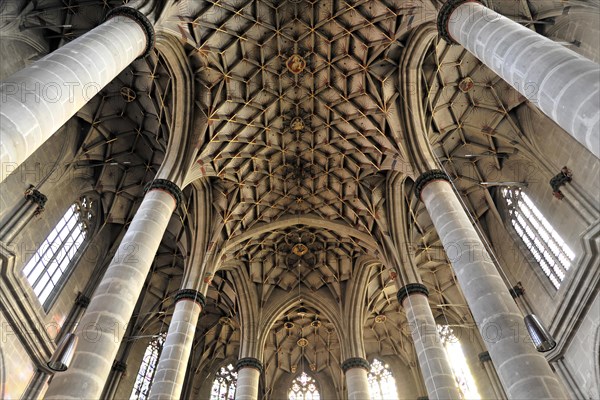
xmin=368 ymin=358 xmax=399 ymax=400
xmin=210 ymin=363 xmax=237 ymax=400
xmin=22 ymin=197 xmax=95 ymax=309
xmin=438 ymin=325 xmax=480 ymax=399
xmin=503 ymin=188 xmax=575 ymax=288
xmin=130 ymin=333 xmax=166 ymax=400
xmin=288 ymin=372 xmax=320 ymax=400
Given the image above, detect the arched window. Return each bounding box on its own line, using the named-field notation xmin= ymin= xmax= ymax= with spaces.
xmin=368 ymin=358 xmax=398 ymax=399
xmin=22 ymin=196 xmax=95 ymax=309
xmin=503 ymin=188 xmax=575 ymax=288
xmin=438 ymin=325 xmax=480 ymax=399
xmin=289 ymin=372 xmax=320 ymax=400
xmin=130 ymin=333 xmax=166 ymax=400
xmin=210 ymin=363 xmax=237 ymax=400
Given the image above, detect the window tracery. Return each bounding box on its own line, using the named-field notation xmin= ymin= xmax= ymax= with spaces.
xmin=368 ymin=358 xmax=398 ymax=400
xmin=22 ymin=196 xmax=95 ymax=308
xmin=130 ymin=333 xmax=166 ymax=400
xmin=288 ymin=372 xmax=320 ymax=400
xmin=210 ymin=363 xmax=237 ymax=400
xmin=503 ymin=188 xmax=575 ymax=288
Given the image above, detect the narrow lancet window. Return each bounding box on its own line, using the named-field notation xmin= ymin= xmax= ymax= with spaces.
xmin=438 ymin=325 xmax=481 ymax=399
xmin=210 ymin=363 xmax=237 ymax=400
xmin=368 ymin=358 xmax=399 ymax=400
xmin=130 ymin=333 xmax=166 ymax=400
xmin=503 ymin=188 xmax=575 ymax=288
xmin=22 ymin=197 xmax=94 ymax=308
xmin=289 ymin=372 xmax=320 ymax=400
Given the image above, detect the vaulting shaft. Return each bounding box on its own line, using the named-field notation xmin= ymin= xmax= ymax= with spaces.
xmin=438 ymin=0 xmax=600 ymax=159
xmin=0 ymin=7 xmax=153 ymax=182
xmin=417 ymin=171 xmax=566 ymax=399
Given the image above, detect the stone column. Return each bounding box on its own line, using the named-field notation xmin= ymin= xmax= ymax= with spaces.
xmin=398 ymin=284 xmax=461 ymax=400
xmin=415 ymin=170 xmax=566 ymax=399
xmin=438 ymin=0 xmax=600 ymax=159
xmin=341 ymin=358 xmax=371 ymax=400
xmin=0 ymin=6 xmax=155 ymax=182
xmin=234 ymin=358 xmax=263 ymax=400
xmin=44 ymin=179 xmax=182 ymax=400
xmin=147 ymin=289 xmax=205 ymax=400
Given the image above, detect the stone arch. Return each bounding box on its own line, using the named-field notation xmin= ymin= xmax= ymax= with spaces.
xmin=256 ymin=291 xmax=347 ymax=361
xmin=215 ymin=214 xmax=382 ymax=267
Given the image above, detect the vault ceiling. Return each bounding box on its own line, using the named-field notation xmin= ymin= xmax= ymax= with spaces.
xmin=5 ymin=0 xmax=595 ymax=392
xmin=188 ymin=0 xmax=430 ymax=238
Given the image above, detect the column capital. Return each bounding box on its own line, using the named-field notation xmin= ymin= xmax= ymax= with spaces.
xmin=397 ymin=283 xmax=429 ymax=305
xmin=341 ymin=357 xmax=370 ymax=373
xmin=478 ymin=351 xmax=492 ymax=363
xmin=437 ymin=0 xmax=482 ymax=44
xmin=24 ymin=187 xmax=47 ymax=214
xmin=75 ymin=293 xmax=91 ymax=308
xmin=174 ymin=289 xmax=206 ymax=308
xmin=144 ymin=179 xmax=183 ymax=208
xmin=236 ymin=357 xmax=263 ymax=374
xmin=414 ymin=169 xmax=450 ymax=200
xmin=105 ymin=6 xmax=155 ymax=58
xmin=112 ymin=360 xmax=127 ymax=373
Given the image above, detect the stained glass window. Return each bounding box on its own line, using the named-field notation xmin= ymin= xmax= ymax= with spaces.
xmin=210 ymin=363 xmax=237 ymax=400
xmin=438 ymin=325 xmax=481 ymax=399
xmin=289 ymin=372 xmax=320 ymax=400
xmin=130 ymin=333 xmax=166 ymax=400
xmin=503 ymin=188 xmax=575 ymax=288
xmin=368 ymin=358 xmax=398 ymax=399
xmin=22 ymin=197 xmax=94 ymax=309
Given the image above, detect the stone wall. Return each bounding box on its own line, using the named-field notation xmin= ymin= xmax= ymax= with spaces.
xmin=0 ymin=308 xmax=35 ymax=399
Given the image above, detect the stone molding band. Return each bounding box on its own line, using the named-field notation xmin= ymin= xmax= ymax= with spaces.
xmin=397 ymin=283 xmax=430 ymax=305
xmin=414 ymin=169 xmax=450 ymax=200
xmin=341 ymin=357 xmax=370 ymax=373
xmin=105 ymin=6 xmax=155 ymax=57
xmin=437 ymin=0 xmax=482 ymax=44
xmin=236 ymin=357 xmax=263 ymax=373
xmin=144 ymin=179 xmax=183 ymax=208
xmin=478 ymin=351 xmax=492 ymax=362
xmin=174 ymin=289 xmax=206 ymax=308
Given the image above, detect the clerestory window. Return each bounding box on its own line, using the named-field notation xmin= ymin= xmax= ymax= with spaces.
xmin=502 ymin=188 xmax=575 ymax=289
xmin=130 ymin=333 xmax=166 ymax=400
xmin=210 ymin=363 xmax=237 ymax=400
xmin=368 ymin=358 xmax=399 ymax=400
xmin=22 ymin=197 xmax=95 ymax=309
xmin=289 ymin=372 xmax=320 ymax=400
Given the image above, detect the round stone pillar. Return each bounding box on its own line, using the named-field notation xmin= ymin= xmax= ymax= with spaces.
xmin=234 ymin=358 xmax=263 ymax=400
xmin=148 ymin=290 xmax=205 ymax=400
xmin=438 ymin=0 xmax=600 ymax=159
xmin=415 ymin=170 xmax=566 ymax=399
xmin=0 ymin=6 xmax=155 ymax=182
xmin=44 ymin=179 xmax=182 ymax=400
xmin=341 ymin=358 xmax=371 ymax=400
xmin=398 ymin=284 xmax=461 ymax=400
